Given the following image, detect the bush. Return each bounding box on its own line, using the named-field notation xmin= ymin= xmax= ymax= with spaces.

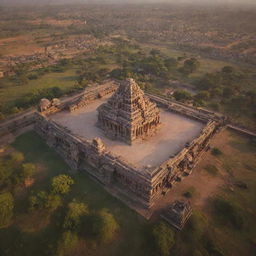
xmin=92 ymin=208 xmax=119 ymax=243
xmin=28 ymin=74 xmax=38 ymax=80
xmin=0 ymin=192 xmax=14 ymax=228
xmin=183 ymin=187 xmax=196 ymax=198
xmin=57 ymin=231 xmax=79 ymax=256
xmin=45 ymin=194 xmax=62 ymax=211
xmin=63 ymin=200 xmax=88 ymax=230
xmin=51 ymin=175 xmax=74 ymax=195
xmin=211 ymin=148 xmax=223 ymax=156
xmin=173 ymin=90 xmax=192 ymax=102
xmin=152 ymin=221 xmax=175 ymax=256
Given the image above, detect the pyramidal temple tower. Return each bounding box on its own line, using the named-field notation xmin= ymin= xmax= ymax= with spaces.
xmin=97 ymin=78 xmax=160 ymax=144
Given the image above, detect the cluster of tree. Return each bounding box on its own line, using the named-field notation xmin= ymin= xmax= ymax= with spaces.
xmin=57 ymin=203 xmax=119 ymax=255
xmin=29 ymin=174 xmax=74 ymax=212
xmin=109 ymin=47 xmax=181 ymax=83
xmin=15 ymin=86 xmax=63 ymax=109
xmin=0 ymin=152 xmax=35 ymax=189
xmin=178 ymin=58 xmax=200 ymax=76
xmin=0 ymin=151 xmax=36 ymax=228
xmin=195 ymin=66 xmax=256 ymax=116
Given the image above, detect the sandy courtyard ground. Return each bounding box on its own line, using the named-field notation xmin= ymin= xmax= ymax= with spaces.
xmin=52 ymin=96 xmax=204 ymax=170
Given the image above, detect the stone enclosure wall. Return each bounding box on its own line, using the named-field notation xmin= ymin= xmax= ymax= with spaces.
xmin=33 ymin=80 xmax=223 ymax=210
xmin=0 ymin=80 xmax=225 ymax=214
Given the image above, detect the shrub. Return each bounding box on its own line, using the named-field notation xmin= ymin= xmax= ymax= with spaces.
xmin=183 ymin=187 xmax=196 ymax=198
xmin=52 ymin=175 xmax=74 ymax=195
xmin=45 ymin=194 xmax=62 ymax=211
xmin=92 ymin=208 xmax=119 ymax=243
xmin=173 ymin=90 xmax=192 ymax=102
xmin=0 ymin=192 xmax=14 ymax=228
xmin=63 ymin=200 xmax=88 ymax=230
xmin=211 ymin=148 xmax=223 ymax=156
xmin=56 ymin=231 xmax=79 ymax=256
xmin=152 ymin=221 xmax=175 ymax=256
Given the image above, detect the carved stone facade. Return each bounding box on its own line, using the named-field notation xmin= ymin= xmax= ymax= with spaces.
xmin=97 ymin=78 xmax=160 ymax=144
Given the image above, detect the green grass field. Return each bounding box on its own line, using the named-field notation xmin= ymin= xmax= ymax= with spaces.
xmin=0 ymin=131 xmax=151 ymax=256
xmin=0 ymin=68 xmax=78 ymax=109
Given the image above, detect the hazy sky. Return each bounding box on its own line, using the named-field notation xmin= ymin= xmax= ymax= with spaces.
xmin=0 ymin=0 xmax=255 ymax=5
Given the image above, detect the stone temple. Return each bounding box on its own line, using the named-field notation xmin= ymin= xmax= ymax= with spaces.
xmin=31 ymin=79 xmax=224 ymax=217
xmin=97 ymin=78 xmax=160 ymax=144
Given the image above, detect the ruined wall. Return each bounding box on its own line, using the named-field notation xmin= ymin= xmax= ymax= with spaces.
xmin=67 ymin=81 xmax=118 ymax=112
xmin=0 ymin=111 xmax=36 ymax=138
xmin=147 ymin=94 xmax=227 ymax=124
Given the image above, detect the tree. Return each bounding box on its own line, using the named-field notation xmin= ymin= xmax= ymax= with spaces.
xmin=152 ymin=221 xmax=175 ymax=256
xmin=173 ymin=90 xmax=192 ymax=102
xmin=63 ymin=200 xmax=88 ymax=230
xmin=222 ymin=66 xmax=234 ymax=74
xmin=0 ymin=160 xmax=12 ymax=187
xmin=197 ymin=72 xmax=222 ymax=91
xmin=21 ymin=163 xmax=36 ymax=181
xmin=10 ymin=152 xmax=24 ymax=165
xmin=57 ymin=231 xmax=79 ymax=256
xmin=52 ymin=175 xmax=74 ymax=195
xmin=150 ymin=49 xmax=161 ymax=56
xmin=194 ymin=91 xmax=210 ymax=101
xmin=179 ymin=58 xmax=200 ymax=75
xmin=93 ymin=208 xmax=119 ymax=243
xmin=45 ymin=194 xmax=62 ymax=212
xmin=164 ymin=58 xmax=178 ymax=70
xmin=29 ymin=190 xmax=48 ymax=211
xmin=0 ymin=192 xmax=14 ymax=228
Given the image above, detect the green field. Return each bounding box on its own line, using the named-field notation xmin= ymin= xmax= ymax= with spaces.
xmin=0 ymin=68 xmax=78 ymax=109
xmin=0 ymin=131 xmax=151 ymax=256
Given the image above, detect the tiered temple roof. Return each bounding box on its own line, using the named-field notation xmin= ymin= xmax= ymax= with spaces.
xmin=97 ymin=78 xmax=160 ymax=144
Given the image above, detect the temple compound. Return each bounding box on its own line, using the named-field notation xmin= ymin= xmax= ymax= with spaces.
xmin=30 ymin=79 xmax=225 ymax=218
xmin=97 ymin=78 xmax=160 ymax=144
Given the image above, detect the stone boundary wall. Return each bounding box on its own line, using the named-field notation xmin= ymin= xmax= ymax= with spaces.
xmin=147 ymin=93 xmax=227 ymax=124
xmin=0 ymin=111 xmax=36 ymax=138
xmin=148 ymin=120 xmax=220 ymax=204
xmin=34 ymin=110 xmax=220 ymax=211
xmin=66 ymin=81 xmax=118 ymax=112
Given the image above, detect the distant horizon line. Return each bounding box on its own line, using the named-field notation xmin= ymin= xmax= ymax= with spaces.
xmin=0 ymin=0 xmax=256 ymax=7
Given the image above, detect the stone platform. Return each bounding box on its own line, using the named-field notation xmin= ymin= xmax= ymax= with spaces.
xmin=51 ymin=95 xmax=204 ymax=170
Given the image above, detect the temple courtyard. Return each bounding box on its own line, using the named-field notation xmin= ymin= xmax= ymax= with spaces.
xmin=51 ymin=95 xmax=204 ymax=170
